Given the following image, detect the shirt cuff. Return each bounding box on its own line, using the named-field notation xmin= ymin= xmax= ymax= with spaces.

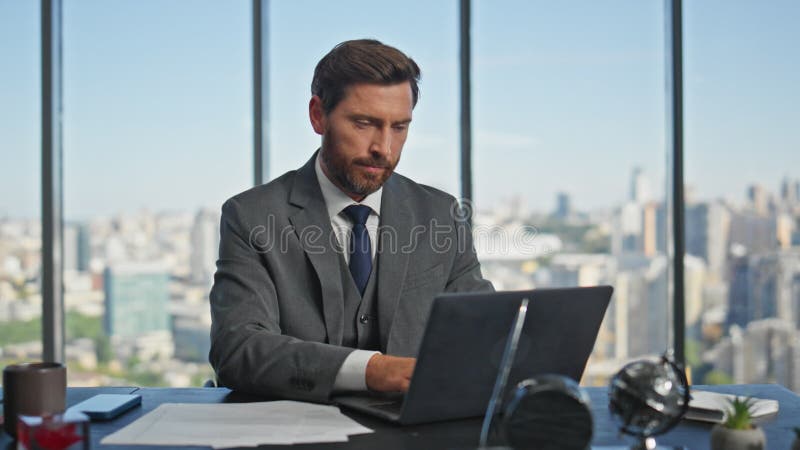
xmin=333 ymin=350 xmax=381 ymax=392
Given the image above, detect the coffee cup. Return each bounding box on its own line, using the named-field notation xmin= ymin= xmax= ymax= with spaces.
xmin=2 ymin=362 xmax=67 ymax=438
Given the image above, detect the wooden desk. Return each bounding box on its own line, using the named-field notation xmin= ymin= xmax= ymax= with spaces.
xmin=2 ymin=384 xmax=799 ymax=449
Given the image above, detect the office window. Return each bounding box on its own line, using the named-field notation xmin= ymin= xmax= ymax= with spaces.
xmin=0 ymin=0 xmax=42 ymax=370
xmin=62 ymin=0 xmax=251 ymax=386
xmin=269 ymin=0 xmax=460 ymax=196
xmin=473 ymin=0 xmax=667 ymax=385
xmin=684 ymin=0 xmax=800 ymax=390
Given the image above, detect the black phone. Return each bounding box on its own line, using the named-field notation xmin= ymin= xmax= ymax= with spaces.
xmin=69 ymin=394 xmax=142 ymax=420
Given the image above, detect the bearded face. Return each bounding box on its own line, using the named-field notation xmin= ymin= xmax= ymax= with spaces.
xmin=320 ymin=129 xmax=396 ymax=197
xmin=310 ymin=82 xmax=413 ymax=201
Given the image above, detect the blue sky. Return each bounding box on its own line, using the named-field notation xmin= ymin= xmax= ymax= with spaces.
xmin=1 ymin=0 xmax=797 ymax=220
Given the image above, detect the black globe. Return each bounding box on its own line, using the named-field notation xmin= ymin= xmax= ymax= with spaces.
xmin=608 ymin=356 xmax=690 ymax=440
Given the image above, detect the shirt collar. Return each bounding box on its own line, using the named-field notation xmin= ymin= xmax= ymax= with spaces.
xmin=315 ymin=151 xmax=382 ymax=220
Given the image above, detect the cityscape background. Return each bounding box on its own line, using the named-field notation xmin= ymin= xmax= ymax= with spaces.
xmin=1 ymin=0 xmax=799 ymax=389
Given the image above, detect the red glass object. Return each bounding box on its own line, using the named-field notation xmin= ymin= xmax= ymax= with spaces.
xmin=16 ymin=411 xmax=90 ymax=450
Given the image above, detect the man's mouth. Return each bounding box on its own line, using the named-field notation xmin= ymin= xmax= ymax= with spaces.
xmin=359 ymin=165 xmax=386 ymax=174
xmin=356 ymin=162 xmax=389 ymax=172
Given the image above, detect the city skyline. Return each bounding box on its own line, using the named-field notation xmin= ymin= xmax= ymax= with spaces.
xmin=2 ymin=155 xmax=799 ymax=389
xmin=1 ymin=173 xmax=796 ymax=223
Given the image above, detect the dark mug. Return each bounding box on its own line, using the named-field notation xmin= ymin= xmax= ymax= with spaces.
xmin=2 ymin=362 xmax=67 ymax=438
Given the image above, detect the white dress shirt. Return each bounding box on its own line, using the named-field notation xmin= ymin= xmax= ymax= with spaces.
xmin=314 ymin=153 xmax=382 ymax=392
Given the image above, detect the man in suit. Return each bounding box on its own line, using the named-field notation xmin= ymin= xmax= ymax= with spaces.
xmin=209 ymin=39 xmax=493 ymax=402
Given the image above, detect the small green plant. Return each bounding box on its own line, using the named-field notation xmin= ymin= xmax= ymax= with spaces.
xmin=723 ymin=397 xmax=756 ymax=430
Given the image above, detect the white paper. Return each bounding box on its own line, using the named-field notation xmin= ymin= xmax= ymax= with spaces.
xmin=685 ymin=390 xmax=779 ymax=423
xmin=101 ymin=401 xmax=372 ymax=448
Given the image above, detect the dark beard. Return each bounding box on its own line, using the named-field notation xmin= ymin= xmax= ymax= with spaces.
xmin=320 ymin=144 xmax=395 ymax=197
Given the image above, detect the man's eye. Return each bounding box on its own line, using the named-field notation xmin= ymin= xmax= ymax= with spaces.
xmin=393 ymin=124 xmax=408 ymax=131
xmin=355 ymin=120 xmax=370 ymax=128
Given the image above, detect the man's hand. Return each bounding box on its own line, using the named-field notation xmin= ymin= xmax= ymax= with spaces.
xmin=365 ymin=354 xmax=416 ymax=392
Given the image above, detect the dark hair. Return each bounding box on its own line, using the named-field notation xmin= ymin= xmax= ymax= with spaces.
xmin=311 ymin=39 xmax=421 ymax=113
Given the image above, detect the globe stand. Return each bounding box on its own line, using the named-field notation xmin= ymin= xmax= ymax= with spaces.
xmin=634 ymin=437 xmax=657 ymax=449
xmin=593 ymin=445 xmax=686 ymax=450
xmin=588 ymin=432 xmax=688 ymax=449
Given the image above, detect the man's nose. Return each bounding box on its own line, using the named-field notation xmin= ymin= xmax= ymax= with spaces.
xmin=369 ymin=128 xmax=392 ymax=158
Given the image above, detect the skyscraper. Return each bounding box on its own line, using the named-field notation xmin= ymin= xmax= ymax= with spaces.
xmin=727 ymin=250 xmax=751 ymax=329
xmin=64 ymin=223 xmax=91 ymax=272
xmin=554 ymin=191 xmax=572 ymax=220
xmin=685 ymin=202 xmax=730 ymax=279
xmin=781 ymin=178 xmax=792 ymax=203
xmin=729 ymin=211 xmax=777 ymax=255
xmin=727 ymin=249 xmax=800 ymax=328
xmin=641 ymin=202 xmax=659 ymax=257
xmin=747 ymin=184 xmax=768 ymax=216
xmin=612 ymin=202 xmax=643 ymax=254
xmin=103 ymin=262 xmax=170 ymax=339
xmin=630 ymin=167 xmax=651 ymax=204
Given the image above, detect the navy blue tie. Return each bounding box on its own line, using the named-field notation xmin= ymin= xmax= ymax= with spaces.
xmin=343 ymin=205 xmax=372 ymax=296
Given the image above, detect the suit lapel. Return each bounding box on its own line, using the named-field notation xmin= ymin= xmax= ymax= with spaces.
xmin=288 ymin=153 xmax=345 ymax=346
xmin=376 ymin=176 xmax=412 ymax=352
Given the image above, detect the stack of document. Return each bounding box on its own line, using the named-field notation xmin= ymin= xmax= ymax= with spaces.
xmin=101 ymin=401 xmax=373 ymax=448
xmin=685 ymin=390 xmax=780 ymax=423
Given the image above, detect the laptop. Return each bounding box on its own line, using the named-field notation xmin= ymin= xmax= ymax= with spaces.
xmin=334 ymin=285 xmax=613 ymax=425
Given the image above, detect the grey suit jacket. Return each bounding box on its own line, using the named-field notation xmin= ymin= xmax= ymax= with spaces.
xmin=209 ymin=152 xmax=493 ymax=402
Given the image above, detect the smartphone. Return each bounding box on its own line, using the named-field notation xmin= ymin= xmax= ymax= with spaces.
xmin=69 ymin=394 xmax=142 ymax=420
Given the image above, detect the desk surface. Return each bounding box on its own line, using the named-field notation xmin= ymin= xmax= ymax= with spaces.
xmin=2 ymin=384 xmax=799 ymax=449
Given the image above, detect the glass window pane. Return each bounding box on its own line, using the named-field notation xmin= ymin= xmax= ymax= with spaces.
xmin=684 ymin=0 xmax=800 ymax=390
xmin=63 ymin=0 xmax=251 ymax=386
xmin=474 ymin=0 xmax=667 ymax=384
xmin=269 ymin=0 xmax=460 ymax=196
xmin=0 ymin=0 xmax=42 ymax=369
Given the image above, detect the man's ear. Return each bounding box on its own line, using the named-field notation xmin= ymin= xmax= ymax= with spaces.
xmin=309 ymin=96 xmax=326 ymax=135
